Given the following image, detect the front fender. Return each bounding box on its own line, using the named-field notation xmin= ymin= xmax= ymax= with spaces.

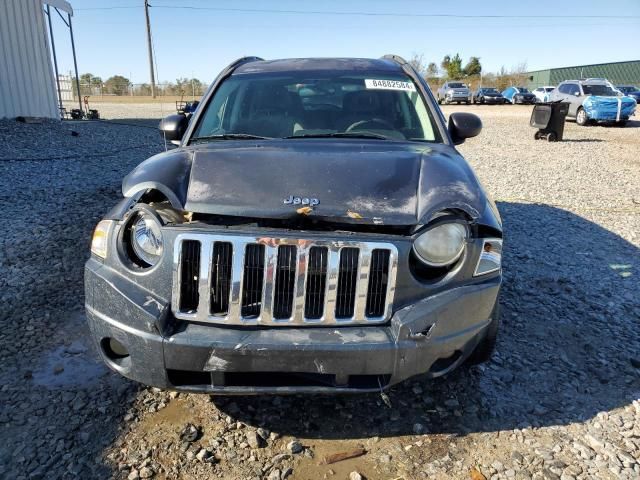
xmin=121 ymin=149 xmax=193 ymax=209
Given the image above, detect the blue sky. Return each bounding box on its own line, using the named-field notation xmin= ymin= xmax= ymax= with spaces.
xmin=51 ymin=0 xmax=640 ymax=84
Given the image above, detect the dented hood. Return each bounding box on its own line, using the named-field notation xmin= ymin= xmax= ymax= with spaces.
xmin=123 ymin=140 xmax=487 ymax=226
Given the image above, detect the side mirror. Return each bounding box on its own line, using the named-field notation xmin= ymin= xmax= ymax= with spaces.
xmin=574 ymin=92 xmax=580 ymax=96
xmin=448 ymin=112 xmax=482 ymax=145
xmin=159 ymin=114 xmax=189 ymax=144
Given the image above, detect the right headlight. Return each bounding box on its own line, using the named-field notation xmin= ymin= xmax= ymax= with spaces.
xmin=413 ymin=222 xmax=467 ymax=267
xmin=125 ymin=209 xmax=164 ymax=267
xmin=474 ymin=238 xmax=502 ymax=276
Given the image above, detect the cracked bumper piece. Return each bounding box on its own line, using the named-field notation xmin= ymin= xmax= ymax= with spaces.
xmin=85 ymin=260 xmax=500 ymax=394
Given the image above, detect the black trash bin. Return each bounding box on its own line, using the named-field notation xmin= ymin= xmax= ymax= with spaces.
xmin=530 ymin=102 xmax=569 ymax=142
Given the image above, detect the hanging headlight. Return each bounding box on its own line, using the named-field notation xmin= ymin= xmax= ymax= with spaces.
xmin=474 ymin=239 xmax=502 ymax=276
xmin=413 ymin=222 xmax=467 ymax=267
xmin=128 ymin=210 xmax=164 ymax=267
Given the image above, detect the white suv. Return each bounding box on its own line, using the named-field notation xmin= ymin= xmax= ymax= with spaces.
xmin=532 ymin=86 xmax=555 ymax=103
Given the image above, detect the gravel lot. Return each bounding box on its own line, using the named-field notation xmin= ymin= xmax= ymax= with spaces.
xmin=1 ymin=104 xmax=638 ymax=480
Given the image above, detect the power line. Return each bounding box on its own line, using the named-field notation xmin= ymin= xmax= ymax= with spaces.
xmin=75 ymin=4 xmax=640 ymax=19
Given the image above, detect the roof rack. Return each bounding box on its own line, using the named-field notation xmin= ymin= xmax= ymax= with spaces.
xmin=381 ymin=54 xmax=408 ymax=66
xmin=226 ymin=56 xmax=264 ymax=70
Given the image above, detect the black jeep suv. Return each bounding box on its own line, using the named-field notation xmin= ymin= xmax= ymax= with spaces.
xmin=85 ymin=55 xmax=503 ymax=394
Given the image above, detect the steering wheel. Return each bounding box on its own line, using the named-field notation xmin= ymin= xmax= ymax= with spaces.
xmin=345 ymin=118 xmax=395 ymax=132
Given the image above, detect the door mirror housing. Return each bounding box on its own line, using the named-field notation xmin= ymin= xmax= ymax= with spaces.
xmin=448 ymin=112 xmax=482 ymax=145
xmin=574 ymin=91 xmax=580 ymax=96
xmin=159 ymin=114 xmax=189 ymax=144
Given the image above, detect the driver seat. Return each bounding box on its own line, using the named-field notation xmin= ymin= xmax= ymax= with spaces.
xmin=338 ymin=90 xmax=383 ymax=131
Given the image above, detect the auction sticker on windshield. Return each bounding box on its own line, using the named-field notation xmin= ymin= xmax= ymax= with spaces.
xmin=365 ymin=79 xmax=416 ymax=91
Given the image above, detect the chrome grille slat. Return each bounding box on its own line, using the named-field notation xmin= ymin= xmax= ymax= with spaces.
xmin=172 ymin=234 xmax=398 ymax=326
xmin=226 ymin=241 xmax=246 ymax=323
xmin=293 ymin=245 xmax=309 ymax=323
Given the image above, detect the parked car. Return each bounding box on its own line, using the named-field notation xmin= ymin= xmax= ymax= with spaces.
xmin=532 ymin=86 xmax=555 ymax=103
xmin=437 ymin=81 xmax=472 ymax=104
xmin=615 ymin=85 xmax=640 ymax=103
xmin=86 ymin=55 xmax=503 ymax=394
xmin=472 ymin=87 xmax=505 ymax=104
xmin=550 ymin=79 xmax=636 ymax=126
xmin=502 ymin=86 xmax=536 ymax=104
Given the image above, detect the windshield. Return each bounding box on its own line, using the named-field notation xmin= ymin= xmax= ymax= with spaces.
xmin=192 ymin=72 xmax=439 ymax=142
xmin=582 ymin=84 xmax=617 ymax=96
xmin=517 ymin=88 xmax=530 ymax=93
xmin=448 ymin=82 xmax=465 ymax=88
xmin=481 ymin=88 xmax=498 ymax=93
xmin=617 ymin=86 xmax=636 ymax=93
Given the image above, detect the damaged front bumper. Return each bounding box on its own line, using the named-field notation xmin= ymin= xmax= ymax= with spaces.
xmin=85 ymin=258 xmax=500 ymax=394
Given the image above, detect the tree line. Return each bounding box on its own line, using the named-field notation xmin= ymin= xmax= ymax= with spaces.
xmin=72 ymin=57 xmax=530 ymax=97
xmin=71 ymin=73 xmax=207 ymax=97
xmin=408 ymin=53 xmax=530 ymax=91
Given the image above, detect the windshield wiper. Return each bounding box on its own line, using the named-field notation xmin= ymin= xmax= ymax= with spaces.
xmin=191 ymin=133 xmax=271 ymax=142
xmin=284 ymin=132 xmax=390 ymax=140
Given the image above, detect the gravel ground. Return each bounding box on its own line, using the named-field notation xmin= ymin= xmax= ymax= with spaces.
xmin=0 ymin=104 xmax=638 ymax=480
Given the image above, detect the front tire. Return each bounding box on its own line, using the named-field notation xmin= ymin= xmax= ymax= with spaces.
xmin=576 ymin=107 xmax=589 ymax=126
xmin=466 ymin=303 xmax=501 ymax=365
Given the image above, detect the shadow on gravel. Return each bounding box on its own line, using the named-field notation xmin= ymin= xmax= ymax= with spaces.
xmin=217 ymin=202 xmax=640 ymax=439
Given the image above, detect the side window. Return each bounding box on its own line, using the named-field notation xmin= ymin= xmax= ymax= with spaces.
xmin=568 ymin=83 xmax=579 ymax=95
xmin=558 ymin=84 xmax=568 ymax=94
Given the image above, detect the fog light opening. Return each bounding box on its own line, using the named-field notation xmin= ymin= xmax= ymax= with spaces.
xmin=429 ymin=351 xmax=462 ymax=376
xmin=101 ymin=337 xmax=131 ymax=368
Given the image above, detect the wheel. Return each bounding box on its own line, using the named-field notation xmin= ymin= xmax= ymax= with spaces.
xmin=547 ymin=132 xmax=557 ymax=142
xmin=466 ymin=100 xmax=470 ymax=105
xmin=465 ymin=303 xmax=501 ymax=365
xmin=472 ymin=97 xmax=476 ymax=104
xmin=576 ymin=108 xmax=589 ymax=126
xmin=534 ymin=131 xmax=541 ymax=140
xmin=437 ymin=96 xmax=442 ymax=105
xmin=480 ymin=97 xmax=485 ymax=104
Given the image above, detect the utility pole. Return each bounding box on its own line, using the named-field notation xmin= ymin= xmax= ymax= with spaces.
xmin=144 ymin=0 xmax=156 ymax=98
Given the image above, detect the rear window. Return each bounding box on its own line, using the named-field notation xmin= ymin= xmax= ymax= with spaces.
xmin=582 ymin=84 xmax=617 ymax=96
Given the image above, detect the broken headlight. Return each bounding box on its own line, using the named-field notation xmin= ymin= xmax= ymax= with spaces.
xmin=126 ymin=209 xmax=164 ymax=267
xmin=413 ymin=222 xmax=467 ymax=267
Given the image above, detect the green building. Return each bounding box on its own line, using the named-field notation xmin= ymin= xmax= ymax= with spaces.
xmin=527 ymin=60 xmax=640 ymax=89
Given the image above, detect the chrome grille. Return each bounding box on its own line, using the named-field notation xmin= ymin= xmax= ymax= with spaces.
xmin=172 ymin=234 xmax=398 ymax=326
